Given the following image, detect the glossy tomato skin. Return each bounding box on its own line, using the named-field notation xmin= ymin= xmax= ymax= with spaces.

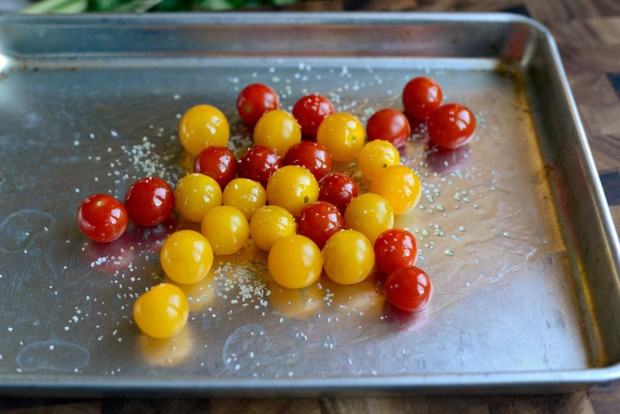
xmin=124 ymin=177 xmax=175 ymax=227
xmin=427 ymin=103 xmax=476 ymax=150
xmin=266 ymin=165 xmax=319 ymax=218
xmin=283 ymin=141 xmax=332 ymax=182
xmin=194 ymin=146 xmax=237 ymax=189
xmin=237 ymin=145 xmax=283 ymax=188
xmin=236 ymin=83 xmax=280 ymax=126
xmin=402 ymin=77 xmax=443 ymax=121
xmin=77 ymin=194 xmax=128 ymax=243
xmin=373 ymin=228 xmax=418 ymax=275
xmin=318 ymin=172 xmax=359 ymax=214
xmin=133 ymin=283 xmax=189 ymax=339
xmin=385 ymin=266 xmax=432 ymax=312
xmin=366 ymin=108 xmax=411 ymax=148
xmin=297 ymin=201 xmax=344 ymax=249
xmin=292 ymin=94 xmax=335 ymax=138
xmin=178 ymin=104 xmax=230 ymax=156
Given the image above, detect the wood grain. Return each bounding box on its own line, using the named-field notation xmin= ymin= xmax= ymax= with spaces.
xmin=2 ymin=0 xmax=620 ymax=412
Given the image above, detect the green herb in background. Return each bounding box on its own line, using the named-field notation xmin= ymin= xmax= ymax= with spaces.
xmin=21 ymin=0 xmax=299 ymax=13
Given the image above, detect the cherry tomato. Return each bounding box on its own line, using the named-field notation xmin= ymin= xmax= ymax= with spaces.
xmin=237 ymin=145 xmax=282 ymax=188
xmin=292 ymin=94 xmax=335 ymax=138
xmin=283 ymin=141 xmax=332 ymax=182
xmin=316 ymin=112 xmax=365 ymax=162
xmin=179 ymin=104 xmax=230 ymax=156
xmin=322 ymin=229 xmax=375 ymax=285
xmin=160 ymin=230 xmax=213 ymax=284
xmin=77 ymin=194 xmax=128 ymax=243
xmin=427 ymin=103 xmax=476 ymax=150
xmin=124 ymin=177 xmax=174 ymax=227
xmin=297 ymin=201 xmax=344 ymax=249
xmin=357 ymin=140 xmax=401 ymax=182
xmin=193 ymin=146 xmax=237 ymax=189
xmin=266 ymin=165 xmax=319 ymax=217
xmin=253 ymin=109 xmax=302 ymax=155
xmin=236 ymin=83 xmax=280 ymax=126
xmin=373 ymin=228 xmax=418 ymax=275
xmin=133 ymin=283 xmax=189 ymax=339
xmin=222 ymin=178 xmax=267 ymax=221
xmin=344 ymin=193 xmax=394 ymax=243
xmin=249 ymin=205 xmax=297 ymax=251
xmin=174 ymin=173 xmax=222 ymax=222
xmin=366 ymin=108 xmax=411 ymax=148
xmin=201 ymin=205 xmax=249 ymax=256
xmin=318 ymin=172 xmax=359 ymax=214
xmin=402 ymin=77 xmax=443 ymax=120
xmin=385 ymin=266 xmax=432 ymax=312
xmin=370 ymin=165 xmax=421 ymax=215
xmin=268 ymin=235 xmax=322 ymax=289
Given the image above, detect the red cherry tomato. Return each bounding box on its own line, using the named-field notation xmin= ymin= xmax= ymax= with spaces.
xmin=292 ymin=94 xmax=335 ymax=138
xmin=193 ymin=146 xmax=237 ymax=189
xmin=237 ymin=145 xmax=283 ymax=188
xmin=402 ymin=77 xmax=443 ymax=120
xmin=236 ymin=83 xmax=280 ymax=126
xmin=366 ymin=108 xmax=411 ymax=148
xmin=318 ymin=173 xmax=359 ymax=214
xmin=297 ymin=201 xmax=344 ymax=249
xmin=124 ymin=177 xmax=175 ymax=227
xmin=373 ymin=228 xmax=418 ymax=275
xmin=427 ymin=103 xmax=476 ymax=150
xmin=283 ymin=141 xmax=332 ymax=182
xmin=385 ymin=266 xmax=432 ymax=312
xmin=77 ymin=194 xmax=128 ymax=242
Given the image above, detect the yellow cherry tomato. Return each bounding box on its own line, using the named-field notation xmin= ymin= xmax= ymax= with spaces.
xmin=253 ymin=109 xmax=302 ymax=155
xmin=370 ymin=165 xmax=422 ymax=215
xmin=179 ymin=104 xmax=230 ymax=156
xmin=266 ymin=165 xmax=319 ymax=217
xmin=268 ymin=234 xmax=322 ymax=289
xmin=133 ymin=283 xmax=189 ymax=339
xmin=249 ymin=205 xmax=296 ymax=251
xmin=201 ymin=205 xmax=249 ymax=256
xmin=222 ymin=178 xmax=267 ymax=221
xmin=160 ymin=230 xmax=214 ymax=284
xmin=322 ymin=229 xmax=375 ymax=285
xmin=344 ymin=193 xmax=394 ymax=243
xmin=358 ymin=140 xmax=401 ymax=181
xmin=175 ymin=173 xmax=222 ymax=222
xmin=316 ymin=112 xmax=365 ymax=162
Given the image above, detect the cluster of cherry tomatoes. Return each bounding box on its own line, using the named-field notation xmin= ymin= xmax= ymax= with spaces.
xmin=76 ymin=76 xmax=476 ymax=339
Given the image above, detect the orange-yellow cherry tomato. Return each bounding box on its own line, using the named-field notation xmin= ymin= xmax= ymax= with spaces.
xmin=268 ymin=234 xmax=322 ymax=289
xmin=358 ymin=140 xmax=401 ymax=181
xmin=160 ymin=230 xmax=214 ymax=284
xmin=133 ymin=283 xmax=189 ymax=339
xmin=222 ymin=178 xmax=267 ymax=221
xmin=322 ymin=229 xmax=375 ymax=285
xmin=266 ymin=165 xmax=319 ymax=217
xmin=316 ymin=113 xmax=365 ymax=162
xmin=249 ymin=205 xmax=296 ymax=251
xmin=174 ymin=173 xmax=222 ymax=222
xmin=179 ymin=105 xmax=230 ymax=156
xmin=201 ymin=205 xmax=249 ymax=256
xmin=370 ymin=165 xmax=422 ymax=215
xmin=253 ymin=109 xmax=302 ymax=155
xmin=344 ymin=193 xmax=394 ymax=243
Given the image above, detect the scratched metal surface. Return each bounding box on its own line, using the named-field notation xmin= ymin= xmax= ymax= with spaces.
xmin=0 ymin=13 xmax=619 ymax=395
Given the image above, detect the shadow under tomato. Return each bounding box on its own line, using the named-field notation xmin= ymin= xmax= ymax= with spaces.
xmin=123 ymin=215 xmax=179 ymax=253
xmin=137 ymin=325 xmax=195 ymax=367
xmin=425 ymin=143 xmax=472 ymax=174
xmin=81 ymin=237 xmax=135 ymax=275
xmin=382 ymin=302 xmax=431 ymax=332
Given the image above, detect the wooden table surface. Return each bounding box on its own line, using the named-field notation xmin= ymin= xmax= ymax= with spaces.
xmin=2 ymin=0 xmax=620 ymax=412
